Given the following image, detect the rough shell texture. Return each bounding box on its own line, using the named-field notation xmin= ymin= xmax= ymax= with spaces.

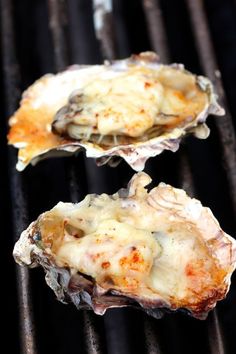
xmin=8 ymin=52 xmax=224 ymax=171
xmin=13 ymin=173 xmax=236 ymax=319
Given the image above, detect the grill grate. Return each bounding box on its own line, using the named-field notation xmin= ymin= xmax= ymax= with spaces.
xmin=1 ymin=0 xmax=236 ymax=353
xmin=0 ymin=1 xmax=36 ymax=353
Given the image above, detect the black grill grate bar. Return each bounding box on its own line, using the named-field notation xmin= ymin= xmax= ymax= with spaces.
xmin=178 ymin=152 xmax=196 ymax=197
xmin=144 ymin=317 xmax=162 ymax=354
xmin=142 ymin=0 xmax=170 ymax=63
xmin=186 ymin=0 xmax=236 ymax=216
xmin=207 ymin=310 xmax=225 ymax=354
xmin=83 ymin=311 xmax=104 ymax=354
xmin=46 ymin=1 xmax=104 ymax=353
xmin=92 ymin=0 xmax=117 ymax=60
xmin=48 ymin=0 xmax=69 ymax=71
xmin=142 ymin=1 xmax=225 ymax=354
xmin=91 ymin=0 xmax=116 ymax=65
xmin=15 ymin=266 xmax=37 ymax=354
xmin=0 ymin=0 xmax=37 ymax=353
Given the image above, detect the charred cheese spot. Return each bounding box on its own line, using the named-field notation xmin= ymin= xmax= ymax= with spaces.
xmin=144 ymin=82 xmax=152 ymax=88
xmin=101 ymin=261 xmax=111 ymax=269
xmin=119 ymin=248 xmax=146 ymax=272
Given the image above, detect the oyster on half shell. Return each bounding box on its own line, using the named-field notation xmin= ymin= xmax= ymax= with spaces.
xmin=13 ymin=173 xmax=236 ymax=319
xmin=8 ymin=52 xmax=224 ymax=171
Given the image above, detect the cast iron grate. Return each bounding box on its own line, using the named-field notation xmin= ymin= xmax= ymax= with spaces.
xmin=1 ymin=0 xmax=236 ymax=353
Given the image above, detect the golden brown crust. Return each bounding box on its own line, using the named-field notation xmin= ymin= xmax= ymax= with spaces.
xmin=8 ymin=75 xmax=74 ymax=166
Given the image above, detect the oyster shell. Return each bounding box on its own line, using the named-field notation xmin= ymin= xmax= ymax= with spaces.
xmin=8 ymin=52 xmax=224 ymax=171
xmin=13 ymin=173 xmax=236 ymax=319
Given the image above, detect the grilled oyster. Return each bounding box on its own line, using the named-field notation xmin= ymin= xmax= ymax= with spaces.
xmin=8 ymin=52 xmax=223 ymax=171
xmin=13 ymin=173 xmax=236 ymax=319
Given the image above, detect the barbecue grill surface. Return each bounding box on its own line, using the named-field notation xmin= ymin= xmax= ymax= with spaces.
xmin=1 ymin=0 xmax=236 ymax=353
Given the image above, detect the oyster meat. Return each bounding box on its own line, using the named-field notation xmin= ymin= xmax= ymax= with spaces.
xmin=13 ymin=173 xmax=236 ymax=319
xmin=8 ymin=52 xmax=224 ymax=171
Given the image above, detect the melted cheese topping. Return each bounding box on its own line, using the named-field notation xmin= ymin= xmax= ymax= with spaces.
xmin=8 ymin=58 xmax=209 ymax=168
xmin=8 ymin=66 xmax=107 ymax=166
xmin=56 ymin=220 xmax=160 ymax=290
xmin=38 ymin=179 xmax=225 ymax=306
xmin=55 ymin=66 xmax=208 ymax=138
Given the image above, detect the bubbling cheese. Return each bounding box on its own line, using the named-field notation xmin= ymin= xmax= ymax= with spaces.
xmin=53 ymin=66 xmax=208 ymax=139
xmin=56 ymin=219 xmax=161 ymax=291
xmin=38 ymin=175 xmax=223 ymax=304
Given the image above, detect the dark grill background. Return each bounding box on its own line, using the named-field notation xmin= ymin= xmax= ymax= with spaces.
xmin=1 ymin=0 xmax=236 ymax=353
